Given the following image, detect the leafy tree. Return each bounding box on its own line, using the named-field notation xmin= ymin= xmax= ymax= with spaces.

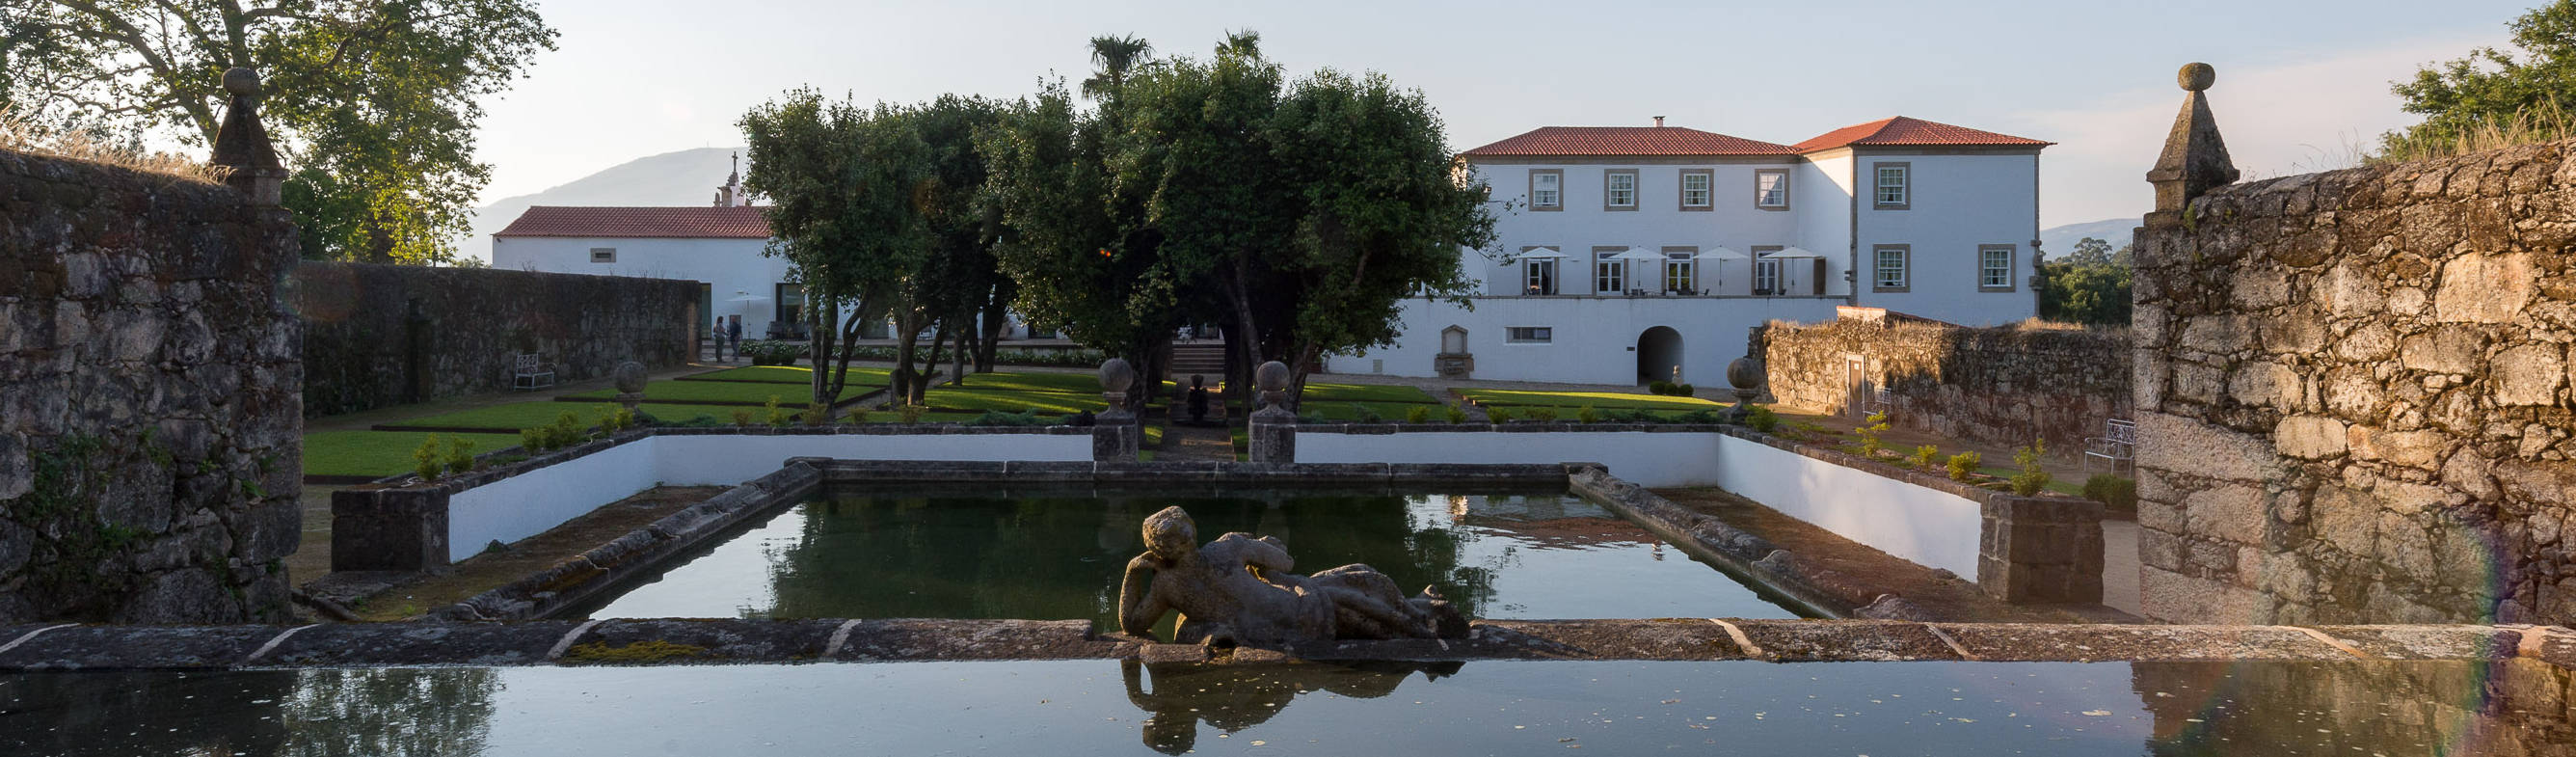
xmin=4 ymin=1 xmax=556 ymax=264
xmin=2038 ymin=237 xmax=2133 ymax=326
xmin=2384 ymin=0 xmax=2576 ymax=153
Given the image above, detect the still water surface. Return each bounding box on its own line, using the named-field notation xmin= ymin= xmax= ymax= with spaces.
xmin=1 ymin=659 xmax=2563 ymax=756
xmin=577 ymin=490 xmax=1802 ymax=622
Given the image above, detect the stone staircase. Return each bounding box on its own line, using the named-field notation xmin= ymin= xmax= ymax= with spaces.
xmin=1168 ymin=342 xmax=1226 ymax=385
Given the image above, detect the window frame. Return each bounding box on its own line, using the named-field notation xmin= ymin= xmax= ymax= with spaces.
xmin=1528 ymin=169 xmax=1564 ymax=211
xmin=1750 ymin=245 xmax=1784 ymax=296
xmin=1677 ymin=169 xmax=1713 ymax=211
xmin=1662 ymin=248 xmax=1697 ymax=295
xmin=1593 ymin=247 xmax=1627 ymax=295
xmin=1873 ymin=162 xmax=1911 ymax=209
xmin=1754 ymin=169 xmax=1790 ymax=210
xmin=1978 ymin=244 xmax=2018 ymax=291
xmin=775 ymin=283 xmax=807 ymax=326
xmin=1520 ymin=247 xmax=1559 ymax=296
xmin=1506 ymin=326 xmax=1554 ymax=344
xmin=1872 ymin=244 xmax=1911 ymax=292
xmin=589 ymin=247 xmax=616 ymax=263
xmin=1603 ymin=169 xmax=1639 ymax=211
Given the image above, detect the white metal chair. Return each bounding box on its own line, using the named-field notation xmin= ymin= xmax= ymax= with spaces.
xmin=2085 ymin=419 xmax=2136 ymax=473
xmin=1865 ymin=387 xmax=1893 ymax=419
xmin=512 ymin=353 xmax=555 ymax=391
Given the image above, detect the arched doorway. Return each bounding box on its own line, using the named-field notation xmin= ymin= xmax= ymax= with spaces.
xmin=1637 ymin=326 xmax=1683 ymax=385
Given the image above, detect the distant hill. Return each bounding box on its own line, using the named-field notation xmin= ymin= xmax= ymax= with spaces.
xmin=2039 ymin=218 xmax=2136 ymax=257
xmin=463 ymin=147 xmax=746 ymax=259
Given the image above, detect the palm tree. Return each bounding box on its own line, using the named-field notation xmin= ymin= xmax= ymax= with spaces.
xmin=1081 ymin=34 xmax=1154 ymax=100
xmin=1213 ymin=29 xmax=1261 ymax=59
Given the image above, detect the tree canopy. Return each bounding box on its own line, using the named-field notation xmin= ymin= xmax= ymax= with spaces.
xmin=2038 ymin=236 xmax=2133 ymax=326
xmin=3 ymin=1 xmax=556 ymax=264
xmin=2383 ymin=0 xmax=2576 ymax=157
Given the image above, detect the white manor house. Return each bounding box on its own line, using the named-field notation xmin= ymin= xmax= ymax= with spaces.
xmin=1326 ymin=116 xmax=2050 ymax=386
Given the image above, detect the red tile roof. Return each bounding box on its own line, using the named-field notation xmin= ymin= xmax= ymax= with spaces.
xmin=1791 ymin=117 xmax=2051 ymax=152
xmin=1462 ymin=126 xmax=1793 ymax=157
xmin=495 ymin=205 xmax=771 ymax=239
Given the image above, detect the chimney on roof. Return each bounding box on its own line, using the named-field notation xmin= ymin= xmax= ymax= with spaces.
xmin=1652 ymin=116 xmax=1665 ymax=127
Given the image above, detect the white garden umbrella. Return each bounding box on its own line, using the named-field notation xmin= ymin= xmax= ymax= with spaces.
xmin=1759 ymin=246 xmax=1825 ymax=259
xmin=1512 ymin=246 xmax=1567 ymax=261
xmin=1609 ymin=246 xmax=1665 ymax=262
xmin=1694 ymin=247 xmax=1748 ymax=289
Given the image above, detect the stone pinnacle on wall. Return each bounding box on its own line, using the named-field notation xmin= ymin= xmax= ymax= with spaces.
xmin=2144 ymin=63 xmax=2240 ymax=229
xmin=210 ymin=68 xmax=286 ymax=206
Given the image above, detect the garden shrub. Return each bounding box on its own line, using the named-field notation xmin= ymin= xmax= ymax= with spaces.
xmin=519 ymin=427 xmax=546 ymax=452
xmin=2082 ymin=474 xmax=2138 ymax=510
xmin=1353 ymin=403 xmax=1382 ymax=422
xmin=1527 ymin=407 xmax=1557 ymax=422
xmin=1855 ymin=412 xmax=1891 ymax=456
xmin=764 ymin=394 xmax=790 ymax=426
xmin=1485 ymin=406 xmax=1515 ymax=423
xmin=1442 ymin=404 xmax=1467 ymax=423
xmin=805 ymin=401 xmax=830 ymax=426
xmin=1946 ymin=451 xmax=1982 ymax=482
xmin=741 ymin=340 xmax=808 ymax=365
xmin=1405 ymin=405 xmax=1433 ymax=423
xmin=548 ymin=411 xmax=585 ymax=447
xmin=443 ymin=436 xmax=476 ymax=475
xmin=730 ymin=409 xmax=754 ymax=426
xmin=2009 ymin=440 xmax=2052 ymax=497
xmin=1746 ymin=405 xmax=1779 ymax=432
xmin=897 ymin=404 xmax=926 ymax=423
xmin=413 ymin=435 xmax=443 ymax=481
xmin=1908 ymin=445 xmax=1939 ymax=472
xmin=1576 ymin=405 xmax=1600 ymax=423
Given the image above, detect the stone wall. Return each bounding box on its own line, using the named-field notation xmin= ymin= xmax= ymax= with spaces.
xmin=1756 ymin=318 xmax=2133 ymax=451
xmin=293 ymin=262 xmax=699 ymax=417
xmin=2134 ymin=141 xmax=2576 ymax=625
xmin=0 ymin=149 xmax=301 ymax=622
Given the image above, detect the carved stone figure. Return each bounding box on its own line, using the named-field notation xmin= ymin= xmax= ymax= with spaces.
xmin=1116 ymin=506 xmax=1468 ymax=647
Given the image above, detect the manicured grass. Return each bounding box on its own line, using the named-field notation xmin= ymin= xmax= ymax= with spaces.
xmin=1298 ymin=400 xmax=1457 ymax=421
xmin=560 ymin=380 xmax=873 ymax=405
xmin=304 ymin=431 xmax=523 ymax=478
xmin=1455 ymin=389 xmax=1726 ymax=411
xmin=394 ymin=401 xmax=797 ymax=431
xmin=1300 ymin=383 xmax=1436 ymax=404
xmin=918 ymin=387 xmax=1108 ymax=415
xmin=684 ymin=365 xmax=895 ymax=385
xmin=948 ymin=371 xmax=1102 ymax=393
xmin=637 ymin=403 xmax=811 ymax=425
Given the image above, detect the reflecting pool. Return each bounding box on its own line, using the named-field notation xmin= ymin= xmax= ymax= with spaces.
xmin=575 ymin=489 xmax=1804 ymax=622
xmin=4 ymin=659 xmax=2567 ymax=756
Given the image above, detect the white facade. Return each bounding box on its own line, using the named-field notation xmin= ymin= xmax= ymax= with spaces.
xmin=1328 ymin=122 xmax=2044 ymax=386
xmin=493 ymin=234 xmax=792 ymax=337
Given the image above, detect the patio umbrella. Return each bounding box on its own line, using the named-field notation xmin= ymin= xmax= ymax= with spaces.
xmin=1511 ymin=246 xmax=1567 ymax=261
xmin=1609 ymin=246 xmax=1665 ymax=262
xmin=1759 ymin=246 xmax=1825 ymax=259
xmin=1694 ymin=247 xmax=1748 ymax=289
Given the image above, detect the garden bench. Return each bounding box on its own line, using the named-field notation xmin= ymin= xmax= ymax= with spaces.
xmin=511 ymin=353 xmax=555 ymax=391
xmin=2085 ymin=418 xmax=2135 ymax=473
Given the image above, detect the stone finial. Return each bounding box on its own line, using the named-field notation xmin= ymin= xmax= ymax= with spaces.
xmin=210 ymin=67 xmax=285 ymax=205
xmin=1099 ymin=358 xmax=1137 ymax=393
xmin=1254 ymin=361 xmax=1291 ymax=412
xmin=1723 ymin=357 xmax=1765 ymax=422
xmin=612 ymin=361 xmax=648 ymax=394
xmin=2145 ymin=62 xmax=2238 ymax=228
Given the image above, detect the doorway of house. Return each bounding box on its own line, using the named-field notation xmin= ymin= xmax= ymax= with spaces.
xmin=1843 ymin=355 xmax=1871 ymax=419
xmin=1637 ymin=326 xmax=1683 ymax=385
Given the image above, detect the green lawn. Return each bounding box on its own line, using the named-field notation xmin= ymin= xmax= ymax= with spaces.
xmin=683 ymin=365 xmax=895 ymax=385
xmin=919 ymin=387 xmax=1109 ymax=415
xmin=1455 ymin=389 xmax=1726 ymax=411
xmin=1298 ymin=400 xmax=1456 ymax=421
xmin=1301 ymin=383 xmax=1436 ymax=404
xmin=304 ymin=430 xmax=523 ymax=478
xmin=947 ymin=371 xmax=1104 ymax=393
xmin=391 ymin=401 xmax=798 ymax=431
xmin=561 ymin=380 xmax=874 ymax=406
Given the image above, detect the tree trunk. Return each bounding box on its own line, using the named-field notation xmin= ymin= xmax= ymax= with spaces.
xmin=951 ymin=313 xmax=970 ymax=389
xmin=892 ymin=310 xmax=924 ymax=406
xmin=976 ymin=288 xmax=1006 ymax=373
xmin=916 ymin=320 xmax=950 ymax=405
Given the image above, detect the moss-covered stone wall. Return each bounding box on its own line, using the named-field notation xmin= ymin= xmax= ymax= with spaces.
xmin=0 ymin=149 xmax=301 ymax=622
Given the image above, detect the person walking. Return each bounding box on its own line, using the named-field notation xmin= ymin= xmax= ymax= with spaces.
xmin=711 ymin=320 xmax=728 ymax=363
xmin=724 ymin=315 xmax=743 ymax=364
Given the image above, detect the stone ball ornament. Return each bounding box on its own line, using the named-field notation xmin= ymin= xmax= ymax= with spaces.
xmin=1726 ymin=357 xmax=1764 ymax=391
xmin=223 ymin=68 xmax=262 ymax=96
xmin=613 ymin=361 xmax=648 ymax=393
xmin=1099 ymin=358 xmax=1137 ymax=393
xmin=1255 ymin=361 xmax=1292 ymax=392
xmin=2178 ymin=62 xmax=2215 ymax=92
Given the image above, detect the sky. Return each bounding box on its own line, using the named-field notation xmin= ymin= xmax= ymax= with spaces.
xmin=470 ymin=0 xmax=2546 ymax=229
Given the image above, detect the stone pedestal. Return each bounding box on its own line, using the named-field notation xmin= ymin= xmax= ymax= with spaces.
xmin=1247 ymin=361 xmax=1297 ymax=464
xmin=1093 ymin=410 xmax=1140 ymax=461
xmin=1977 ymin=496 xmax=2106 ymax=605
xmin=331 ymin=487 xmax=452 ymax=571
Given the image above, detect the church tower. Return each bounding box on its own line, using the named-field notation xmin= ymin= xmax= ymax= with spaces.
xmin=713 ymin=151 xmax=750 ymax=207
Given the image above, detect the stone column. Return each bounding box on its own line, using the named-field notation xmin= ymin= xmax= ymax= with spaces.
xmin=1248 ymin=361 xmax=1297 ymax=464
xmin=1977 ymin=495 xmax=2106 ymax=605
xmin=1092 ymin=358 xmax=1140 ymax=461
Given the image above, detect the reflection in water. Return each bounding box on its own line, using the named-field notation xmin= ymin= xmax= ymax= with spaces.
xmin=579 ymin=490 xmax=1793 ymax=621
xmin=0 ymin=660 xmax=2572 ymax=754
xmin=1121 ymin=660 xmax=1462 ymax=754
xmin=0 ymin=667 xmax=498 ymax=757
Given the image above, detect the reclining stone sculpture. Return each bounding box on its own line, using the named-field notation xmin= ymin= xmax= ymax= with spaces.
xmin=1116 ymin=505 xmax=1469 ymax=647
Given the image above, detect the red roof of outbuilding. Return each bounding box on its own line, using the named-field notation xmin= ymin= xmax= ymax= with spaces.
xmin=1791 ymin=116 xmax=2051 ymax=152
xmin=495 ymin=205 xmax=771 ymax=239
xmin=1462 ymin=126 xmax=1794 ymax=157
